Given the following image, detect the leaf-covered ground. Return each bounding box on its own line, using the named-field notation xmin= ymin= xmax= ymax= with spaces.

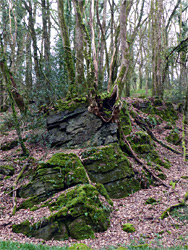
xmin=0 ymin=103 xmax=188 ymax=249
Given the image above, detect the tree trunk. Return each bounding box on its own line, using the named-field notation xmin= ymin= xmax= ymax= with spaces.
xmin=57 ymin=0 xmax=75 ymax=97
xmin=151 ymin=0 xmax=164 ymax=98
xmin=73 ymin=0 xmax=85 ymax=93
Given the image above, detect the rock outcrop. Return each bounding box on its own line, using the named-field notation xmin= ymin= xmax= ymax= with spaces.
xmin=46 ymin=104 xmax=118 ymax=148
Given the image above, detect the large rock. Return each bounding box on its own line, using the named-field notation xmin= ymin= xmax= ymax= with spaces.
xmin=13 ymin=184 xmax=111 ymax=240
xmin=46 ymin=106 xmax=118 ymax=148
xmin=81 ymin=144 xmax=141 ymax=198
xmin=17 ymin=153 xmax=89 ymax=209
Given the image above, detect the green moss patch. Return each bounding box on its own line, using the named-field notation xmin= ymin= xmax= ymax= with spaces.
xmin=132 ymin=98 xmax=178 ymax=123
xmin=81 ymin=144 xmax=141 ymax=198
xmin=166 ymin=130 xmax=181 ymax=145
xmin=17 ymin=153 xmax=89 ymax=209
xmin=0 ymin=164 xmax=15 ymax=176
xmin=145 ymin=197 xmax=159 ymax=205
xmin=68 ymin=243 xmax=93 ymax=250
xmin=56 ymin=97 xmax=87 ymax=112
xmin=127 ymin=131 xmax=170 ymax=169
xmin=122 ymin=223 xmax=136 ymax=233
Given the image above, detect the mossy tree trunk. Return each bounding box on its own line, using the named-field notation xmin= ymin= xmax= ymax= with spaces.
xmin=22 ymin=0 xmax=42 ymax=89
xmin=73 ymin=0 xmax=85 ymax=94
xmin=0 ymin=37 xmax=29 ymax=156
xmin=151 ymin=0 xmax=165 ymax=98
xmin=57 ymin=0 xmax=76 ymax=98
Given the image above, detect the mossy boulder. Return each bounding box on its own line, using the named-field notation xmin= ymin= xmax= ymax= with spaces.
xmin=17 ymin=153 xmax=89 ymax=209
xmin=166 ymin=130 xmax=181 ymax=145
xmin=0 ymin=164 xmax=14 ymax=176
xmin=13 ymin=184 xmax=111 ymax=240
xmin=127 ymin=131 xmax=170 ymax=169
xmin=81 ymin=144 xmax=141 ymax=198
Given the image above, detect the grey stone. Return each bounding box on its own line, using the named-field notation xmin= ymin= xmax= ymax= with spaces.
xmin=47 ymin=107 xmax=118 ymax=148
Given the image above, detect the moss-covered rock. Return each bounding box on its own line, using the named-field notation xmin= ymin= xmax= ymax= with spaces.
xmin=166 ymin=130 xmax=181 ymax=145
xmin=122 ymin=223 xmax=136 ymax=233
xmin=132 ymin=98 xmax=178 ymax=123
xmin=127 ymin=131 xmax=170 ymax=169
xmin=0 ymin=164 xmax=15 ymax=176
xmin=119 ymin=102 xmax=132 ymax=136
xmin=13 ymin=184 xmax=111 ymax=240
xmin=81 ymin=144 xmax=141 ymax=198
xmin=17 ymin=153 xmax=89 ymax=209
xmin=55 ymin=97 xmax=88 ymax=112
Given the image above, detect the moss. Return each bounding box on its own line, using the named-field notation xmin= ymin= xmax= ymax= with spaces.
xmin=18 ymin=153 xmax=89 ymax=209
xmin=95 ymin=183 xmax=113 ymax=206
xmin=56 ymin=97 xmax=87 ymax=112
xmin=115 ymin=247 xmax=128 ymax=250
xmin=12 ymin=220 xmax=31 ymax=235
xmin=127 ymin=131 xmax=171 ymax=169
xmin=13 ymin=184 xmax=111 ymax=240
xmin=153 ymin=97 xmax=163 ymax=106
xmin=155 ymin=102 xmax=178 ymax=123
xmin=119 ymin=102 xmax=132 ymax=136
xmin=145 ymin=197 xmax=158 ymax=205
xmin=0 ymin=165 xmax=14 ymax=176
xmin=69 ymin=217 xmax=95 ymax=240
xmin=82 ymin=144 xmax=132 ymax=174
xmin=122 ymin=223 xmax=136 ymax=233
xmin=18 ymin=195 xmax=44 ymax=210
xmin=82 ymin=144 xmax=141 ymax=198
xmin=166 ymin=130 xmax=180 ymax=145
xmin=68 ymin=243 xmax=93 ymax=250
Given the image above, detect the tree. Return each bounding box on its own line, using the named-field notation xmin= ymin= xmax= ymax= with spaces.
xmin=0 ymin=35 xmax=28 ymax=156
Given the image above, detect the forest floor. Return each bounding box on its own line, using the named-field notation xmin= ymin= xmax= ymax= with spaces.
xmin=0 ymin=107 xmax=188 ymax=249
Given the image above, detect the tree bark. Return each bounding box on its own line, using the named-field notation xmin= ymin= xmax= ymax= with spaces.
xmin=57 ymin=0 xmax=76 ymax=97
